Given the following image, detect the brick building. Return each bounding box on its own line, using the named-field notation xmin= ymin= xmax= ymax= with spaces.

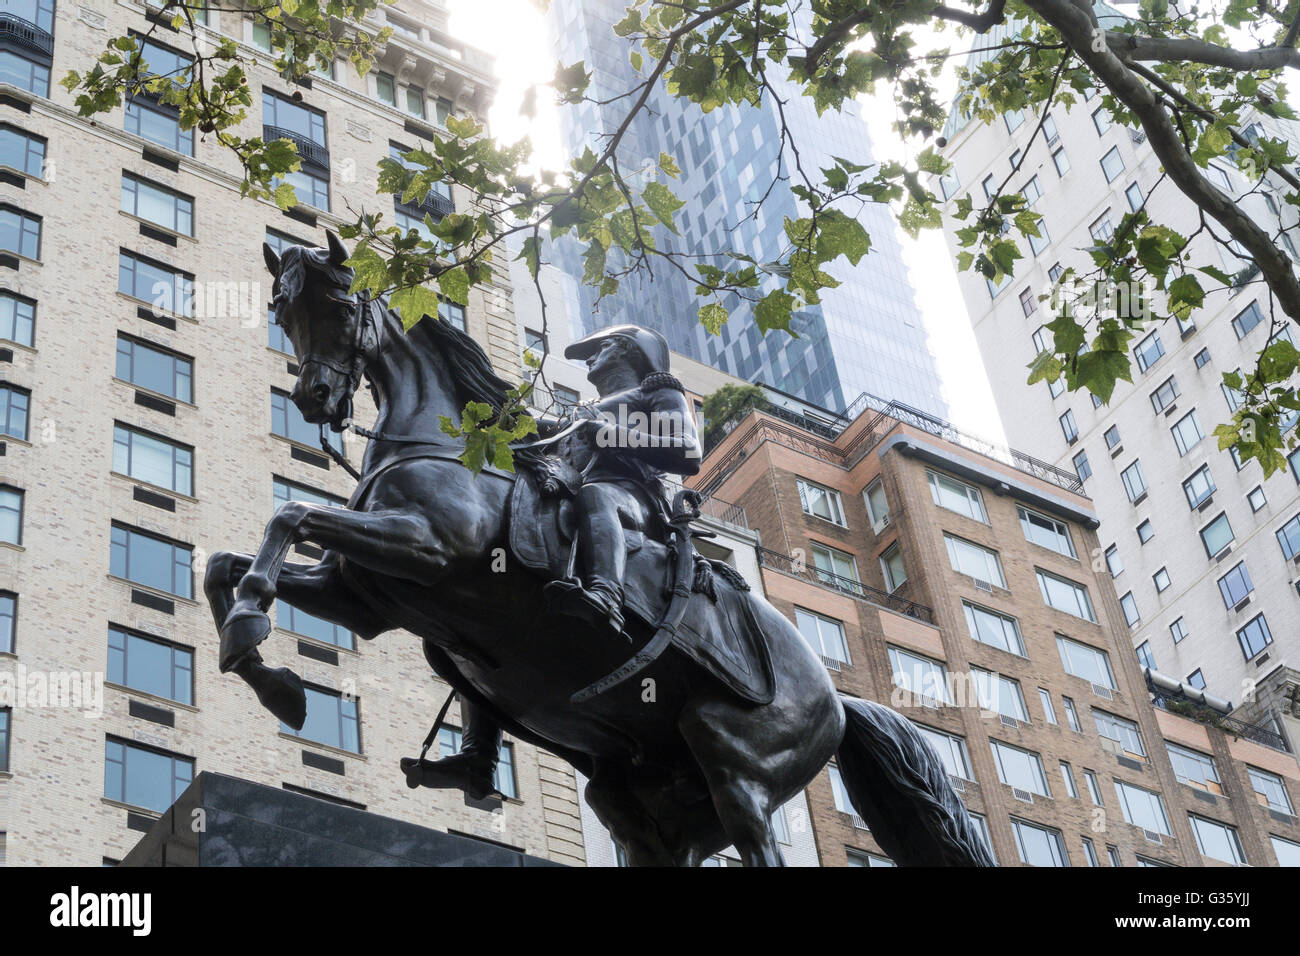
xmin=693 ymin=390 xmax=1300 ymax=866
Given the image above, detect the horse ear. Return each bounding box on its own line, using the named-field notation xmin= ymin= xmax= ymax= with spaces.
xmin=326 ymin=230 xmax=350 ymax=266
xmin=262 ymin=241 xmax=281 ymax=277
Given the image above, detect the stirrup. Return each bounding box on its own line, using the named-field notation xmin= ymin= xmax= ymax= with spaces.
xmin=544 ymin=579 xmax=626 ymax=639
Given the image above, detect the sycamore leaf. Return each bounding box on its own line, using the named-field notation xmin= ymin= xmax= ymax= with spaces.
xmin=642 ymin=181 xmax=684 ymax=233
xmin=699 ymin=302 xmax=729 ymax=333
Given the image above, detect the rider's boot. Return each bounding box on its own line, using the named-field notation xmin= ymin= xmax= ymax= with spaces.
xmin=401 ymin=702 xmax=502 ymax=800
xmin=544 ymin=488 xmax=628 ymax=639
xmin=543 ymin=579 xmax=625 ymax=638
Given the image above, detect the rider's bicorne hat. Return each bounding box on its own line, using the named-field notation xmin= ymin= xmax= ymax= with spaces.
xmin=565 ymin=325 xmax=670 ymax=377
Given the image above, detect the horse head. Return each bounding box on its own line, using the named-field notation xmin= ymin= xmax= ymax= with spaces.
xmin=263 ymin=230 xmax=369 ymax=430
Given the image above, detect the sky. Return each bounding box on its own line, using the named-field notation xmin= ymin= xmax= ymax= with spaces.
xmin=444 ymin=0 xmax=1006 ymax=443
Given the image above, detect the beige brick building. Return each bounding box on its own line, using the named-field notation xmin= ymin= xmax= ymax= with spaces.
xmin=0 ymin=0 xmax=587 ymax=866
xmin=695 ymin=391 xmax=1300 ymax=865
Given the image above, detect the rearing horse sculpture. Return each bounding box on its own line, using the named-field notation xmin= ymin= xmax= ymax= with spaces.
xmin=204 ymin=232 xmax=994 ymax=866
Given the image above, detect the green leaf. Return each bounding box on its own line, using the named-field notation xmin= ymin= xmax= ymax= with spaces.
xmin=815 ymin=209 xmax=871 ymax=264
xmin=1167 ymin=273 xmax=1205 ymax=318
xmin=754 ymin=289 xmax=796 ymax=333
xmin=642 ymin=181 xmax=684 ymax=233
xmin=437 ymin=267 xmax=471 ymax=306
xmin=698 ymin=302 xmax=729 ymax=334
xmin=390 ymin=285 xmax=442 ymax=331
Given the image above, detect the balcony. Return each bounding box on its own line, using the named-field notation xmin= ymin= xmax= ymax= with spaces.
xmin=756 ymin=546 xmax=934 ymax=625
xmin=264 ymin=126 xmax=329 ymax=171
xmin=394 ymin=189 xmax=454 ymax=221
xmin=0 ymin=12 xmax=53 ymax=59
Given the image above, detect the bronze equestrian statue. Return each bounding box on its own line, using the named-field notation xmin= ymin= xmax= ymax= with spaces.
xmin=203 ymin=231 xmax=994 ymax=866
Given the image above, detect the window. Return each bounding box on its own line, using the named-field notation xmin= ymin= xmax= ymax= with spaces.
xmin=250 ymin=20 xmax=272 ymax=51
xmin=972 ymin=667 xmax=1028 ymax=720
xmin=283 ymin=685 xmax=361 ymax=754
xmin=1039 ymin=688 xmax=1058 ymax=725
xmin=1120 ymin=460 xmax=1147 ymax=502
xmin=797 ymin=479 xmax=845 ymax=526
xmin=405 ymin=85 xmax=426 ymax=119
xmin=1104 ymin=545 xmax=1123 ymax=577
xmin=0 ymin=707 xmax=7 ymax=772
xmin=1092 ymin=107 xmax=1111 ymax=135
xmin=1279 ymin=512 xmax=1300 ymax=561
xmin=1248 ymin=486 xmax=1267 ymax=512
xmin=1187 ymin=669 xmax=1205 ymax=690
xmin=991 ymin=740 xmax=1050 ymax=796
xmin=793 ymin=607 xmax=849 ymax=664
xmin=1104 ymin=425 xmax=1121 ymax=450
xmin=828 ymin=763 xmax=853 ymax=813
xmin=1170 ymin=618 xmax=1188 ymax=643
xmin=928 ymin=471 xmax=986 ymax=522
xmin=553 ymin=385 xmax=580 ymax=411
xmin=962 ymin=602 xmax=1026 ymax=656
xmin=986 ymin=273 xmax=1012 ymax=299
xmin=1182 ymin=465 xmax=1215 ymax=509
xmin=523 ymin=328 xmax=545 ymax=357
xmin=1004 ymin=110 xmax=1025 ymax=133
xmin=1099 ymin=145 xmax=1125 ymax=182
xmin=1115 ymin=780 xmax=1171 ymax=835
xmin=0 ymin=384 xmax=28 ymax=441
xmin=1134 ymin=330 xmax=1164 ymax=371
xmin=376 ymin=72 xmax=397 ymax=106
xmin=121 ymin=173 xmax=194 ymax=237
xmin=1061 ymin=762 xmax=1079 ymax=798
xmin=1217 ymin=561 xmax=1253 ymax=609
xmin=119 ymin=250 xmax=194 ymax=317
xmin=1206 ymin=165 xmax=1232 ymax=190
xmin=968 ymin=813 xmax=995 ymax=862
xmin=880 ymin=544 xmax=907 ymax=592
xmin=0 ymin=205 xmax=40 ymax=259
xmin=945 ymin=535 xmax=1005 ymax=588
xmin=863 ymin=479 xmax=889 ymax=528
xmin=1052 ymin=147 xmax=1069 ymax=176
xmin=1236 ymin=613 xmax=1273 ymax=659
xmin=104 ymin=737 xmax=193 ymax=813
xmin=1149 ymin=376 xmax=1179 ymax=412
xmin=112 ymin=424 xmax=192 ymax=495
xmin=888 ymin=646 xmax=951 ymax=705
xmin=1028 ymin=223 xmax=1051 ymax=257
xmin=115 ymin=335 xmax=192 ymax=402
xmin=435 ymin=98 xmax=454 ymax=128
xmin=271 ymin=389 xmax=341 ymax=452
xmin=1232 ymin=301 xmax=1264 ymax=339
xmin=810 ymin=543 xmax=860 ymax=594
xmin=1198 ymin=512 xmax=1234 ymax=558
xmin=1042 ymin=113 xmax=1059 ymax=141
xmin=1221 ymin=373 xmax=1245 ymax=412
xmin=1136 ymin=519 xmax=1154 ymax=544
xmin=1194 ymin=347 xmax=1211 ymax=369
xmin=273 ymin=477 xmax=345 ymax=511
xmin=1059 ymin=409 xmax=1078 ymax=443
xmin=108 ymin=625 xmax=193 ymax=705
xmin=1038 ymin=570 xmax=1097 ymax=622
xmin=0 ymin=124 xmax=44 ymax=177
xmin=1019 ymin=287 xmax=1037 ymax=317
xmin=1048 ymin=261 xmax=1064 ymax=283
xmin=1011 ymin=818 xmax=1069 ymax=866
xmin=1058 ymin=635 xmax=1115 ymax=688
xmin=1018 ymin=506 xmax=1075 ymax=557
xmin=0 ymin=487 xmax=20 ymax=545
xmin=262 ymin=92 xmax=329 ymax=211
xmin=1072 ymin=450 xmax=1091 ymax=483
xmin=938 ymin=172 xmax=960 ymax=200
xmin=0 ymin=291 xmax=34 ymax=348
xmin=1152 ymin=568 xmax=1170 ymax=594
xmin=1063 ymin=696 xmax=1081 ymax=732
xmin=0 ymin=45 xmax=51 ymax=99
xmin=916 ymin=725 xmax=972 ymax=779
xmin=1189 ymin=815 xmax=1246 ymax=865
xmin=1167 ymin=743 xmax=1221 ymax=793
xmin=1125 ymin=182 xmax=1143 ymax=212
xmin=1272 ymin=835 xmax=1300 ymax=866
xmin=275 ymin=600 xmax=353 ymax=650
xmin=1085 ymin=770 xmax=1104 ymax=806
xmin=1081 ymin=837 xmax=1099 ymax=866
xmin=0 ymin=591 xmax=13 ymax=654
xmin=1094 ymin=709 xmax=1145 ymax=758
xmin=1021 ymin=176 xmax=1043 ymax=207
xmin=1170 ymin=410 xmax=1204 ymax=456
xmin=1136 ymin=640 xmax=1156 ymax=670
xmin=125 ymin=93 xmax=191 ymax=155
xmin=1089 ymin=212 xmax=1115 ymax=243
xmin=1248 ymin=767 xmax=1293 ymax=813
xmin=110 ymin=523 xmax=192 ymax=598
xmin=845 ymin=849 xmax=894 ymax=867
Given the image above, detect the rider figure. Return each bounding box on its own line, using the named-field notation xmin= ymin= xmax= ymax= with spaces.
xmin=404 ymin=325 xmax=702 ymax=798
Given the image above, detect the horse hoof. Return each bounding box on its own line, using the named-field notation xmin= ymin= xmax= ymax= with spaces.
xmin=219 ymin=608 xmax=272 ymax=672
xmin=251 ymin=665 xmax=307 ymax=730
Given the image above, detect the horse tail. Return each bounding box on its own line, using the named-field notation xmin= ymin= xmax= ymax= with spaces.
xmin=835 ymin=696 xmax=995 ymax=866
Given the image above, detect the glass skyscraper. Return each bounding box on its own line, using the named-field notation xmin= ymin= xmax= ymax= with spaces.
xmin=546 ymin=0 xmax=946 ymax=417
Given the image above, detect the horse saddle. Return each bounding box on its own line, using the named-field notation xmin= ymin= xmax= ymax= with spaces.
xmin=508 ymin=468 xmax=775 ymax=705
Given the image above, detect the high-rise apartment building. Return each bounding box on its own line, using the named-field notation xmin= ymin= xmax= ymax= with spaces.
xmin=0 ymin=0 xmax=589 ymax=866
xmin=936 ymin=13 xmax=1300 ymax=762
xmin=544 ymin=0 xmax=946 ymax=417
xmin=694 ymin=390 xmax=1300 ymax=865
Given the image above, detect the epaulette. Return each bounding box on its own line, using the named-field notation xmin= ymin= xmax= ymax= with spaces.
xmin=640 ymin=371 xmax=685 ymax=393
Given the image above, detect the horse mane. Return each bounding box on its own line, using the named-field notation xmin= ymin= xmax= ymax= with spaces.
xmin=404 ymin=311 xmax=512 ymax=414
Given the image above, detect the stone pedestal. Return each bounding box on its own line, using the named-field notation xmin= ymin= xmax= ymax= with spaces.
xmin=121 ymin=772 xmax=563 ymax=867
